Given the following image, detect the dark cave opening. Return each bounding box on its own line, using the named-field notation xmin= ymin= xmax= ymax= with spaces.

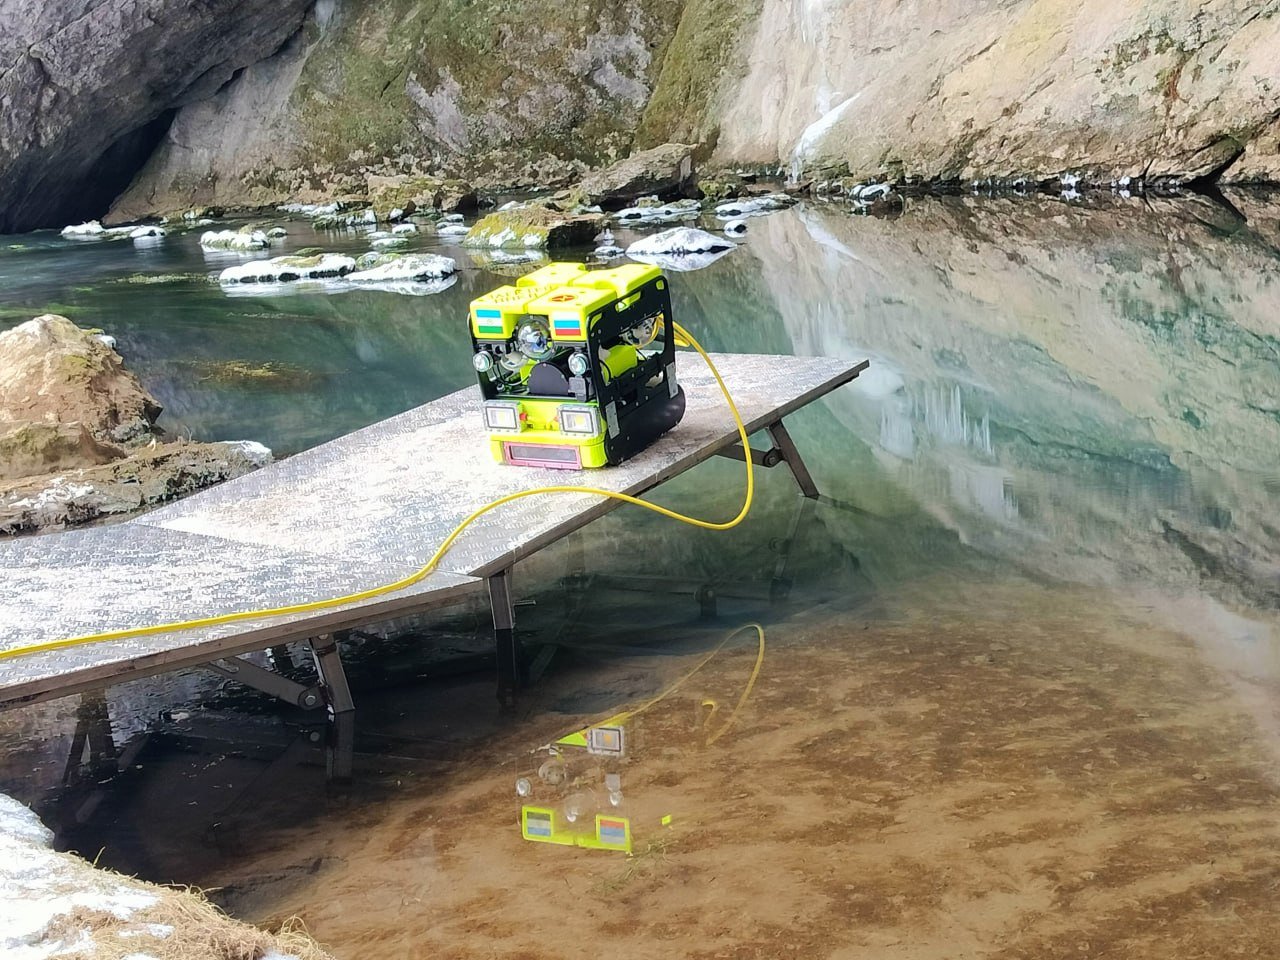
xmin=2 ymin=109 xmax=177 ymax=234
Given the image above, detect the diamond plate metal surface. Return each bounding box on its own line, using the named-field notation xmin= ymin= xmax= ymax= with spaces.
xmin=0 ymin=352 xmax=864 ymax=706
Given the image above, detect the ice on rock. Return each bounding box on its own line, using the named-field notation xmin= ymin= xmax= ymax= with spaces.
xmin=625 ymin=227 xmax=736 ymax=272
xmin=612 ymin=199 xmax=701 ymax=225
xmin=713 ymin=193 xmax=795 ymax=219
xmin=371 ymin=236 xmax=410 ymax=249
xmin=219 ymin=253 xmax=356 ymax=284
xmin=626 ymin=227 xmax=735 ymax=256
xmin=723 ymin=219 xmax=747 ymax=237
xmin=201 ymin=230 xmax=271 ymax=251
xmin=128 ymin=226 xmax=165 ymax=239
xmin=437 ymin=223 xmax=470 ymax=238
xmin=61 ymin=221 xmax=105 ymax=236
xmin=278 ymin=202 xmax=340 ymax=216
xmin=391 ymin=223 xmax=419 ymax=235
xmin=94 ymin=333 xmax=118 ymax=350
xmin=347 ymin=254 xmax=456 ymax=283
xmin=267 ymin=227 xmax=288 ymax=238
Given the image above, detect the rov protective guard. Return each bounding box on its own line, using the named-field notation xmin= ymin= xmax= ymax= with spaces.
xmin=468 ymin=262 xmax=686 ymax=469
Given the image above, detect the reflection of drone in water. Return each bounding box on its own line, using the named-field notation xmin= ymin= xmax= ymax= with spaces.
xmin=514 ymin=625 xmax=765 ymax=855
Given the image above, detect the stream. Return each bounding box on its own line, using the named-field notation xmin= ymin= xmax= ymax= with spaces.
xmin=2 ymin=192 xmax=1278 ymax=957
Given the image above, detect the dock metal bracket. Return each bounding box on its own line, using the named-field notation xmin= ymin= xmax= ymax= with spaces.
xmin=202 ymin=635 xmax=355 ymax=782
xmin=714 ymin=416 xmax=821 ymax=499
xmin=207 ymin=656 xmax=324 ymax=710
xmin=309 ymin=635 xmax=355 ymax=782
xmin=488 ymin=569 xmax=521 ymax=708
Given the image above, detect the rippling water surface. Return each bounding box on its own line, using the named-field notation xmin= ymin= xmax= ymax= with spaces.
xmin=2 ymin=194 xmax=1278 ymax=957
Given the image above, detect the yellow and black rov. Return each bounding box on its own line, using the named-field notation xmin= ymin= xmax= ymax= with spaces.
xmin=468 ymin=262 xmax=686 ymax=469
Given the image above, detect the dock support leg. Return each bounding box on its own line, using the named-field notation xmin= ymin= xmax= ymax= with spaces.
xmin=768 ymin=420 xmax=821 ymax=499
xmin=488 ymin=569 xmax=520 ymax=708
xmin=309 ymin=635 xmax=355 ymax=782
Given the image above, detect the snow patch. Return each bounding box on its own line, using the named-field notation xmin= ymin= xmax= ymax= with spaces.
xmin=214 ymin=440 xmax=274 ymax=467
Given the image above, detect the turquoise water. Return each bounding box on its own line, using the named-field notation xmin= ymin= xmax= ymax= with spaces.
xmin=2 ymin=195 xmax=1279 ymax=956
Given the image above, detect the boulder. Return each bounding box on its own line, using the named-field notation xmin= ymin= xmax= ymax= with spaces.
xmin=366 ymin=175 xmax=478 ymax=218
xmin=0 ymin=315 xmax=161 ymax=474
xmin=463 ymin=207 xmax=604 ymax=249
xmin=576 ymin=144 xmax=697 ymax=210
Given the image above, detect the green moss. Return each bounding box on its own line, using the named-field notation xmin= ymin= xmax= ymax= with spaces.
xmin=289 ymin=0 xmax=682 ymax=172
xmin=637 ymin=0 xmax=763 ymax=151
xmin=112 ymin=273 xmax=208 ymax=286
xmin=182 ymin=359 xmax=322 ymax=390
xmin=463 ymin=206 xmax=600 ymax=248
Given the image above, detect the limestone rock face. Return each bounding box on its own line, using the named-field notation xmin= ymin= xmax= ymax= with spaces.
xmin=0 ymin=0 xmax=313 ymax=232
xmin=111 ymin=0 xmax=684 ymax=216
xmin=711 ymin=0 xmax=1280 ymax=184
xmin=576 ymin=143 xmax=698 ymax=208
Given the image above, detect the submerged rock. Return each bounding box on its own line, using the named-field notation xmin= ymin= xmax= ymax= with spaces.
xmin=463 ymin=207 xmax=603 ymax=249
xmin=576 ymin=143 xmax=697 ymax=209
xmin=218 ymin=253 xmax=357 ymax=284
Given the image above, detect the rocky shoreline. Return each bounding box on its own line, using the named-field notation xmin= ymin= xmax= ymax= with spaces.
xmin=0 ymin=316 xmax=272 ymax=537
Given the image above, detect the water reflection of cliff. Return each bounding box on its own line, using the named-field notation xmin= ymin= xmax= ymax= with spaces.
xmin=672 ymin=198 xmax=1280 ymax=622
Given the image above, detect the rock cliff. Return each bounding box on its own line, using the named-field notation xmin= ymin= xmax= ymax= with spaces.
xmin=5 ymin=0 xmax=1280 ymax=227
xmin=0 ymin=0 xmax=312 ymax=233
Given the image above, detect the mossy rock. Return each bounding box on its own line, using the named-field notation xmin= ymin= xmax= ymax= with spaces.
xmin=463 ymin=207 xmax=604 ymax=249
xmin=293 ymin=247 xmax=325 ymax=257
xmin=354 ymin=251 xmax=404 ymax=271
xmin=697 ymin=177 xmax=745 ymax=203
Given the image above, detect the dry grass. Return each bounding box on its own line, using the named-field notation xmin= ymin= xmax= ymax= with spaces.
xmin=40 ymin=882 xmax=335 ymax=960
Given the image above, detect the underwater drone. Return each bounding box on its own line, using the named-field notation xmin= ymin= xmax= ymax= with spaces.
xmin=469 ymin=262 xmax=686 ymax=469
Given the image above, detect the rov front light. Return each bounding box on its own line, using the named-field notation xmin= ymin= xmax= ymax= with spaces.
xmin=483 ymin=400 xmax=520 ymax=433
xmin=557 ymin=404 xmax=600 ymax=437
xmin=472 ymin=350 xmax=494 ymax=373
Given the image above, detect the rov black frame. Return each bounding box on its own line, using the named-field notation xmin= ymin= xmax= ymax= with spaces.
xmin=471 ymin=274 xmax=687 ymax=467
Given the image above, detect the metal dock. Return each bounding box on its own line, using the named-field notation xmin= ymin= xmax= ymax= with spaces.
xmin=0 ymin=352 xmax=866 ymax=771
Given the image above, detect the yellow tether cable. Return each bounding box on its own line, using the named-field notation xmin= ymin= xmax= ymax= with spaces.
xmin=0 ymin=322 xmax=754 ymax=663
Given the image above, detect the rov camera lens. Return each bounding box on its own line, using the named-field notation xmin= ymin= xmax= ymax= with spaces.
xmin=515 ymin=319 xmax=555 ymax=361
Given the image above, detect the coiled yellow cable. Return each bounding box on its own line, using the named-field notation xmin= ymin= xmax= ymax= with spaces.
xmin=0 ymin=322 xmax=753 ymax=662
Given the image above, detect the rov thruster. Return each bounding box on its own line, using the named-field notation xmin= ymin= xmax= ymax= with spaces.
xmin=468 ymin=262 xmax=686 ymax=469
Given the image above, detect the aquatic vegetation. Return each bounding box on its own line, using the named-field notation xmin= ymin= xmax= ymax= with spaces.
xmin=181 ymin=359 xmax=323 ymax=389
